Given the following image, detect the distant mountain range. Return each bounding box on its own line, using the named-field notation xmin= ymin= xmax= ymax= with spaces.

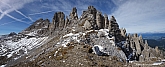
xmin=140 ymin=33 xmax=165 ymax=40
xmin=138 ymin=33 xmax=165 ymax=51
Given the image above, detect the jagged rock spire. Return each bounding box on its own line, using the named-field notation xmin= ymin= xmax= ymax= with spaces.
xmin=52 ymin=12 xmax=65 ymax=29
xmin=96 ymin=11 xmax=103 ymax=29
xmin=69 ymin=7 xmax=78 ymax=20
xmin=144 ymin=40 xmax=148 ymax=50
xmin=120 ymin=28 xmax=126 ymax=38
xmin=64 ymin=16 xmax=69 ymax=28
xmin=108 ymin=16 xmax=121 ymax=42
xmin=87 ymin=6 xmax=97 ymax=17
xmin=104 ymin=14 xmax=109 ymax=29
xmin=110 ymin=16 xmax=116 ymax=22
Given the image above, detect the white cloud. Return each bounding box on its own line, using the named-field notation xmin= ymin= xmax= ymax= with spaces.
xmin=0 ymin=0 xmax=34 ymax=10
xmin=0 ymin=9 xmax=30 ymax=25
xmin=0 ymin=18 xmax=27 ymax=26
xmin=111 ymin=0 xmax=165 ymax=33
xmin=29 ymin=10 xmax=55 ymax=16
xmin=39 ymin=0 xmax=90 ymax=17
xmin=0 ymin=0 xmax=34 ymax=22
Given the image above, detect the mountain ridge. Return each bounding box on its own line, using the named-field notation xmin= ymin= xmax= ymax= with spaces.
xmin=0 ymin=6 xmax=164 ymax=67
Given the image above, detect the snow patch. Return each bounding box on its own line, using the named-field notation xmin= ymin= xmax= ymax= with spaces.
xmin=7 ymin=52 xmax=13 ymax=58
xmin=63 ymin=33 xmax=74 ymax=38
xmin=121 ymin=41 xmax=126 ymax=44
xmin=72 ymin=29 xmax=75 ymax=31
xmin=60 ymin=32 xmax=82 ymax=47
xmin=54 ymin=51 xmax=58 ymax=56
xmin=2 ymin=37 xmax=48 ymax=58
xmin=161 ymin=59 xmax=165 ymax=61
xmin=129 ymin=61 xmax=134 ymax=63
xmin=0 ymin=64 xmax=6 ymax=67
xmin=94 ymin=45 xmax=104 ymax=50
xmin=25 ymin=31 xmax=37 ymax=36
xmin=152 ymin=62 xmax=163 ymax=65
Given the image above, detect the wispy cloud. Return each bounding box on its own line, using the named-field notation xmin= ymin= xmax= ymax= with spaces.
xmin=29 ymin=10 xmax=55 ymax=16
xmin=0 ymin=18 xmax=27 ymax=26
xmin=111 ymin=0 xmax=165 ymax=33
xmin=15 ymin=10 xmax=34 ymax=22
xmin=0 ymin=9 xmax=31 ymax=25
xmin=0 ymin=0 xmax=34 ymax=22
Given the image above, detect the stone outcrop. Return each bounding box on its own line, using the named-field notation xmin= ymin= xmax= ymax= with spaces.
xmin=52 ymin=12 xmax=65 ymax=30
xmin=82 ymin=30 xmax=127 ymax=60
xmin=87 ymin=6 xmax=97 ymax=19
xmin=96 ymin=11 xmax=104 ymax=29
xmin=104 ymin=14 xmax=109 ymax=29
xmin=8 ymin=32 xmax=17 ymax=36
xmin=108 ymin=16 xmax=122 ymax=42
xmin=109 ymin=16 xmax=120 ymax=35
xmin=64 ymin=16 xmax=69 ymax=28
xmin=120 ymin=28 xmax=126 ymax=38
xmin=84 ymin=20 xmax=92 ymax=30
xmin=69 ymin=7 xmax=78 ymax=20
xmin=79 ymin=6 xmax=97 ymax=30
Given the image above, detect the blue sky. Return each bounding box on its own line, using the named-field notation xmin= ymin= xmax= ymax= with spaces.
xmin=0 ymin=0 xmax=165 ymax=35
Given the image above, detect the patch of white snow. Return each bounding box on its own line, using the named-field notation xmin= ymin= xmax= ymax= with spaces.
xmin=0 ymin=64 xmax=6 ymax=67
xmin=152 ymin=62 xmax=163 ymax=65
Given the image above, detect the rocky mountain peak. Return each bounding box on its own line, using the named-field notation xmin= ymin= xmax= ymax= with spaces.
xmin=8 ymin=32 xmax=17 ymax=36
xmin=51 ymin=12 xmax=65 ymax=30
xmin=69 ymin=7 xmax=78 ymax=20
xmin=87 ymin=5 xmax=97 ymax=14
xmin=110 ymin=16 xmax=116 ymax=22
xmin=21 ymin=18 xmax=50 ymax=36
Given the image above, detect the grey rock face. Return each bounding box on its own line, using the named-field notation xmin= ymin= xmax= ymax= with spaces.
xmin=52 ymin=12 xmax=65 ymax=29
xmin=99 ymin=38 xmax=126 ymax=60
xmin=8 ymin=32 xmax=17 ymax=36
xmin=109 ymin=16 xmax=120 ymax=35
xmin=120 ymin=28 xmax=126 ymax=38
xmin=64 ymin=16 xmax=69 ymax=28
xmin=104 ymin=14 xmax=109 ymax=29
xmin=83 ymin=30 xmax=127 ymax=60
xmin=96 ymin=12 xmax=104 ymax=29
xmin=87 ymin=6 xmax=97 ymax=19
xmin=133 ymin=35 xmax=141 ymax=55
xmin=84 ymin=20 xmax=92 ymax=30
xmin=69 ymin=7 xmax=78 ymax=20
xmin=80 ymin=6 xmax=97 ymax=30
xmin=108 ymin=16 xmax=121 ymax=42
